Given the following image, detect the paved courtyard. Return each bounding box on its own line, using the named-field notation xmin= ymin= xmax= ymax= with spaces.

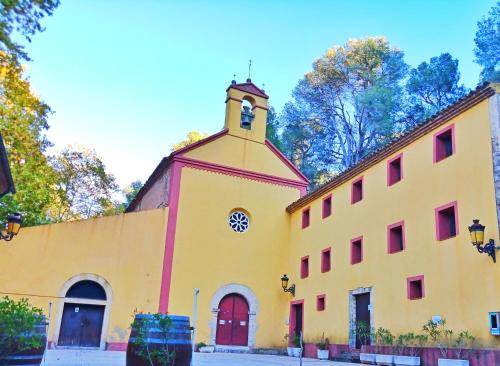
xmin=42 ymin=349 xmax=359 ymax=366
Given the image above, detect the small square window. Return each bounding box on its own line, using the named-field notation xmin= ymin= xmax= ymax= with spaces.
xmin=350 ymin=237 xmax=363 ymax=265
xmin=316 ymin=295 xmax=326 ymax=311
xmin=300 ymin=256 xmax=309 ymax=278
xmin=322 ymin=195 xmax=332 ymax=218
xmin=434 ymin=125 xmax=455 ymax=163
xmin=302 ymin=208 xmax=310 ymax=229
xmin=435 ymin=201 xmax=458 ymax=241
xmin=321 ymin=248 xmax=331 ymax=273
xmin=351 ymin=177 xmax=363 ymax=204
xmin=407 ymin=275 xmax=424 ymax=300
xmin=388 ymin=221 xmax=405 ymax=254
xmin=387 ymin=154 xmax=403 ymax=186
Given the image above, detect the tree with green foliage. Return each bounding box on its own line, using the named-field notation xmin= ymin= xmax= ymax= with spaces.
xmin=0 ymin=297 xmax=44 ymax=363
xmin=49 ymin=146 xmax=118 ymax=222
xmin=405 ymin=53 xmax=468 ymax=127
xmin=171 ymin=131 xmax=208 ymax=152
xmin=0 ymin=0 xmax=60 ymax=61
xmin=0 ymin=52 xmax=56 ymax=225
xmin=474 ymin=1 xmax=500 ymax=82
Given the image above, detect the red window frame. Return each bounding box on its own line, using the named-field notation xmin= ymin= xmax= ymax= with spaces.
xmin=433 ymin=124 xmax=455 ymax=163
xmin=302 ymin=207 xmax=310 ymax=229
xmin=322 ymin=195 xmax=332 ymax=218
xmin=435 ymin=201 xmax=459 ymax=241
xmin=407 ymin=275 xmax=425 ymax=300
xmin=350 ymin=236 xmax=363 ymax=265
xmin=300 ymin=256 xmax=309 ymax=278
xmin=387 ymin=221 xmax=405 ymax=254
xmin=351 ymin=177 xmax=363 ymax=204
xmin=387 ymin=153 xmax=403 ymax=186
xmin=316 ymin=294 xmax=326 ymax=311
xmin=321 ymin=247 xmax=331 ymax=273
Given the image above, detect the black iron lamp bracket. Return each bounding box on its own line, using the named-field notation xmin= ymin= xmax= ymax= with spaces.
xmin=283 ymin=284 xmax=295 ymax=296
xmin=475 ymin=239 xmax=500 ymax=263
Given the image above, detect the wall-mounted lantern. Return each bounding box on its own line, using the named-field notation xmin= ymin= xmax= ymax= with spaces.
xmin=0 ymin=212 xmax=22 ymax=241
xmin=281 ymin=274 xmax=295 ymax=296
xmin=468 ymin=219 xmax=500 ymax=263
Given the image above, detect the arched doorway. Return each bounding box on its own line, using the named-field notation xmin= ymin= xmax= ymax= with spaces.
xmin=54 ymin=274 xmax=112 ymax=350
xmin=216 ymin=294 xmax=249 ymax=346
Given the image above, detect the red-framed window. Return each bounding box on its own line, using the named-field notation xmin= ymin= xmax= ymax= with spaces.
xmin=387 ymin=221 xmax=405 ymax=254
xmin=433 ymin=124 xmax=455 ymax=163
xmin=350 ymin=236 xmax=363 ymax=265
xmin=351 ymin=177 xmax=363 ymax=204
xmin=321 ymin=247 xmax=331 ymax=273
xmin=407 ymin=275 xmax=425 ymax=300
xmin=302 ymin=208 xmax=310 ymax=229
xmin=387 ymin=154 xmax=403 ymax=186
xmin=322 ymin=195 xmax=332 ymax=218
xmin=300 ymin=256 xmax=309 ymax=278
xmin=435 ymin=201 xmax=458 ymax=241
xmin=316 ymin=294 xmax=326 ymax=311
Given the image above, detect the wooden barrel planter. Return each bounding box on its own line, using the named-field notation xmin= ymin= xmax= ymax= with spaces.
xmin=127 ymin=314 xmax=192 ymax=366
xmin=0 ymin=317 xmax=47 ymax=366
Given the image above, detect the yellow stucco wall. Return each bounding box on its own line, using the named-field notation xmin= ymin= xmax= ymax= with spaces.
xmin=287 ymin=99 xmax=500 ymax=347
xmin=167 ymin=167 xmax=301 ymax=348
xmin=0 ymin=208 xmax=168 ymax=345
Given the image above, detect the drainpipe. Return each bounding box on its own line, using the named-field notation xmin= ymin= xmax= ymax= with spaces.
xmin=191 ymin=288 xmax=200 ymax=366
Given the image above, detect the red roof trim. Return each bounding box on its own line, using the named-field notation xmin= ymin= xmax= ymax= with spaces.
xmin=226 ymin=82 xmax=269 ymax=99
xmin=265 ymin=139 xmax=309 ymax=183
xmin=173 ymin=129 xmax=229 ymax=156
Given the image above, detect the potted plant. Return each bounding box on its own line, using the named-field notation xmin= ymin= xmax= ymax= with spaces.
xmin=357 ymin=321 xmax=376 ymax=364
xmin=394 ymin=333 xmax=427 ymax=366
xmin=291 ymin=332 xmax=302 ymax=357
xmin=374 ymin=327 xmax=395 ymax=365
xmin=0 ymin=297 xmax=46 ymax=366
xmin=422 ymin=319 xmax=475 ymax=366
xmin=284 ymin=333 xmax=294 ymax=356
xmin=316 ymin=333 xmax=330 ymax=360
xmin=198 ymin=341 xmax=215 ymax=353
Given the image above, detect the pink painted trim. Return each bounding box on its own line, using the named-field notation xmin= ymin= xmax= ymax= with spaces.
xmin=351 ymin=176 xmax=364 ymax=204
xmin=316 ymin=294 xmax=326 ymax=311
xmin=300 ymin=255 xmax=309 ymax=278
xmin=174 ymin=129 xmax=229 ymax=156
xmin=387 ymin=220 xmax=406 ymax=254
xmin=107 ymin=342 xmax=128 ymax=351
xmin=301 ymin=207 xmax=310 ymax=229
xmin=265 ymin=139 xmax=309 ymax=183
xmin=174 ymin=156 xmax=308 ymax=191
xmin=387 ymin=153 xmax=403 ymax=186
xmin=350 ymin=236 xmax=363 ymax=265
xmin=321 ymin=247 xmax=331 ymax=273
xmin=434 ymin=200 xmax=459 ymax=241
xmin=322 ymin=194 xmax=332 ymax=219
xmin=433 ymin=124 xmax=456 ymax=163
xmin=158 ymin=161 xmax=183 ymax=313
xmin=289 ymin=299 xmax=304 ymax=341
xmin=407 ymin=274 xmax=425 ymax=300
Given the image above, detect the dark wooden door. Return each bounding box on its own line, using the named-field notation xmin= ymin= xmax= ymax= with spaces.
xmin=58 ymin=303 xmax=105 ymax=348
xmin=355 ymin=293 xmax=371 ymax=349
xmin=215 ymin=294 xmax=249 ymax=346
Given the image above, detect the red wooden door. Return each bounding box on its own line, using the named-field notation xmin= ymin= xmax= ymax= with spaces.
xmin=215 ymin=294 xmax=249 ymax=346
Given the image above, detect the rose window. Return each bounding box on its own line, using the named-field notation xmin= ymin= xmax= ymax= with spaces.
xmin=228 ymin=211 xmax=250 ymax=233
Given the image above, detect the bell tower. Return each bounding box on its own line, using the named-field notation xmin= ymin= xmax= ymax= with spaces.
xmin=224 ymin=78 xmax=269 ymax=144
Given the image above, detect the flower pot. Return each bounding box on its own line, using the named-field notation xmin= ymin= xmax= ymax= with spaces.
xmin=394 ymin=355 xmax=420 ymax=366
xmin=376 ymin=354 xmax=394 ymax=365
xmin=317 ymin=349 xmax=329 ymax=360
xmin=199 ymin=346 xmax=215 ymax=353
xmin=291 ymin=347 xmax=302 ymax=357
xmin=437 ymin=359 xmax=469 ymax=366
xmin=360 ymin=353 xmax=377 ymax=365
xmin=286 ymin=347 xmax=293 ymax=356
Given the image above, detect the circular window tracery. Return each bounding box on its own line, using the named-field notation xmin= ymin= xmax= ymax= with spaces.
xmin=229 ymin=211 xmax=250 ymax=233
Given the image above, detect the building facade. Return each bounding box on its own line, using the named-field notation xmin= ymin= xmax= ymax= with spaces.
xmin=0 ymin=81 xmax=499 ymax=355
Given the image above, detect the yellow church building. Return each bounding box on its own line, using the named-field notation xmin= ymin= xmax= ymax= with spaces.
xmin=0 ymin=80 xmax=499 ymax=359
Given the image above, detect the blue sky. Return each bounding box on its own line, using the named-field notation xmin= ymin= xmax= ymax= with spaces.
xmin=22 ymin=0 xmax=497 ymax=188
